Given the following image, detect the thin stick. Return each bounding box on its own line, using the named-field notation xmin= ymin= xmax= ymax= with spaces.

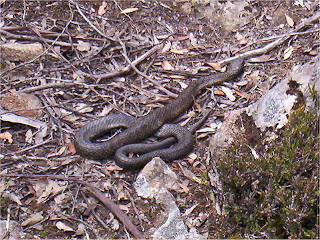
xmin=20 ymin=83 xmax=77 ymax=93
xmin=234 ymin=28 xmax=320 ymax=54
xmin=6 ymin=139 xmax=54 ymax=155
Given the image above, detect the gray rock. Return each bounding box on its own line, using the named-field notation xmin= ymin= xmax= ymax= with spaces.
xmin=134 ymin=157 xmax=202 ymax=239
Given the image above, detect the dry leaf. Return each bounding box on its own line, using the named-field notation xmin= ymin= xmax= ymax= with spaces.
xmin=99 ymin=105 xmax=113 ymax=116
xmin=161 ymin=60 xmax=174 ymax=70
xmin=189 ymin=32 xmax=198 ymax=47
xmin=0 ymin=131 xmax=13 ymax=143
xmin=112 ymin=219 xmax=120 ymax=230
xmin=67 ymin=142 xmax=76 ymax=154
xmin=220 ymin=66 xmax=227 ymax=72
xmin=56 ymin=221 xmax=74 ymax=232
xmin=235 ymin=31 xmax=243 ymax=41
xmin=167 ymin=74 xmax=186 ymax=79
xmin=249 ymin=54 xmax=272 ymax=62
xmin=6 ymin=192 xmax=22 ymax=205
xmin=25 ymin=129 xmax=33 ymax=144
xmin=61 ymin=158 xmax=74 ymax=167
xmin=238 ymin=39 xmax=247 ymax=45
xmin=75 ymin=223 xmax=86 ymax=236
xmin=72 ymin=71 xmax=81 ymax=81
xmin=161 ymin=41 xmax=171 ymax=53
xmin=213 ymin=89 xmax=225 ymax=96
xmin=236 ymin=80 xmax=249 ymax=86
xmin=178 ymin=182 xmax=189 ymax=193
xmin=303 ymin=47 xmax=318 ymax=56
xmin=284 ymin=46 xmax=293 ymax=60
xmin=118 ymin=204 xmax=129 ymax=212
xmin=48 ymin=146 xmax=66 ymax=157
xmin=221 ymin=86 xmax=236 ymax=101
xmin=98 ymin=1 xmax=107 ymax=16
xmin=196 ymin=127 xmax=216 ymax=133
xmin=21 ymin=212 xmax=44 ymax=226
xmin=75 ymin=103 xmax=94 ymax=113
xmin=177 ymin=35 xmax=189 ymax=41
xmin=180 ymin=166 xmax=197 ymax=180
xmin=183 ymin=203 xmax=199 ymax=216
xmin=247 ymin=70 xmax=261 ymax=82
xmin=235 ymin=32 xmax=247 ymax=45
xmin=285 ymin=14 xmax=294 ymax=27
xmin=170 ymin=48 xmax=189 ymax=54
xmin=0 ymin=179 xmax=15 ymax=192
xmin=102 ymin=180 xmax=112 ymax=191
xmin=248 ymin=146 xmax=260 ymax=159
xmin=117 ymin=189 xmax=128 ymax=201
xmin=54 ymin=193 xmax=70 ymax=205
xmin=308 ymin=50 xmax=318 ymax=56
xmin=36 ymin=179 xmax=65 ymax=203
xmin=188 ymin=153 xmax=197 ymax=161
xmin=178 ymin=81 xmax=188 ymax=89
xmin=105 ymin=164 xmax=123 ymax=171
xmin=77 ymin=40 xmax=91 ymax=52
xmin=197 ymin=132 xmax=211 ymax=139
xmin=235 ymin=90 xmax=254 ymax=100
xmin=120 ymin=7 xmax=138 ymax=14
xmin=193 ymin=176 xmax=203 ymax=184
xmin=187 ymin=152 xmax=197 ymax=165
xmin=207 ymin=62 xmax=221 ymax=71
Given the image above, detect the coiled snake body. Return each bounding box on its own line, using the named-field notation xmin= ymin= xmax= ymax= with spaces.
xmin=74 ymin=59 xmax=244 ymax=169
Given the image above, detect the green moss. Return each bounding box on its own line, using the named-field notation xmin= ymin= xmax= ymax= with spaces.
xmin=199 ymin=170 xmax=210 ymax=186
xmin=40 ymin=229 xmax=49 ymax=238
xmin=218 ymin=106 xmax=319 ymax=239
xmin=308 ymin=84 xmax=319 ymax=106
xmin=0 ymin=195 xmax=10 ymax=218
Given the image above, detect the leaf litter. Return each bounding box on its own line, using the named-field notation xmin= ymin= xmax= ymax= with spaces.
xmin=0 ymin=0 xmax=318 ymax=239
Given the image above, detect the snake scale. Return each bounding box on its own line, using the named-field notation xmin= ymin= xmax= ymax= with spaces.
xmin=74 ymin=59 xmax=244 ymax=169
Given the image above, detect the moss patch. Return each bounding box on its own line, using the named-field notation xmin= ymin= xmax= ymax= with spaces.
xmin=218 ymin=106 xmax=319 ymax=239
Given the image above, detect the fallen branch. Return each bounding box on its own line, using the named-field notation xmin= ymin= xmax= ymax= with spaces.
xmin=219 ymin=12 xmax=320 ymax=65
xmin=0 ymin=29 xmax=74 ymax=47
xmin=79 ymin=181 xmax=144 ymax=239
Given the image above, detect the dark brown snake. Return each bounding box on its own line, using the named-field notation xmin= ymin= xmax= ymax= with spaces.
xmin=74 ymin=59 xmax=244 ymax=169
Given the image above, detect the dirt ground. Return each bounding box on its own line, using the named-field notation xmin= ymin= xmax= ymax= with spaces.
xmin=0 ymin=0 xmax=319 ymax=239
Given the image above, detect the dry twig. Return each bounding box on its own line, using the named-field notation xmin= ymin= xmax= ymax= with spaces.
xmin=94 ymin=44 xmax=162 ymax=82
xmin=119 ymin=39 xmax=178 ymax=98
xmin=70 ymin=0 xmax=118 ymax=43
